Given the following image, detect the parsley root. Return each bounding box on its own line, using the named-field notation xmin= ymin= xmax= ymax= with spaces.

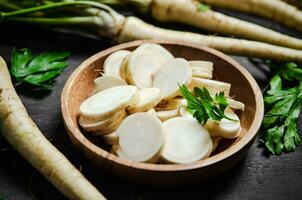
xmin=0 ymin=57 xmax=105 ymax=200
xmin=200 ymin=0 xmax=302 ymax=33
xmin=1 ymin=1 xmax=302 ymax=63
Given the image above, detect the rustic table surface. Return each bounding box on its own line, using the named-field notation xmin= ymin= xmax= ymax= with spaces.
xmin=0 ymin=9 xmax=301 ymax=200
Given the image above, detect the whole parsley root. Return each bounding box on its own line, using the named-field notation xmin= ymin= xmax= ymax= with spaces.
xmin=199 ymin=0 xmax=302 ymax=33
xmin=1 ymin=1 xmax=302 ymax=63
xmin=0 ymin=57 xmax=105 ymax=200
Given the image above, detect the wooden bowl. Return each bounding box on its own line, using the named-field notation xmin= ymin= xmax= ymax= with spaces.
xmin=61 ymin=40 xmax=264 ymax=186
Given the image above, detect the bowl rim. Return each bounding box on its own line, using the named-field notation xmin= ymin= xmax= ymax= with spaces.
xmin=61 ymin=40 xmax=264 ymax=172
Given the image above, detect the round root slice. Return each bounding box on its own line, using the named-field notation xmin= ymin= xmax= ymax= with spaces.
xmin=117 ymin=113 xmax=165 ymax=163
xmin=126 ymin=45 xmax=173 ymax=89
xmin=205 ymin=108 xmax=241 ymax=139
xmin=93 ymin=74 xmax=127 ymax=93
xmin=191 ymin=67 xmax=213 ymax=79
xmin=147 ymin=108 xmax=157 ymax=117
xmin=103 ymin=50 xmax=131 ymax=79
xmin=153 ymin=58 xmax=192 ymax=100
xmin=189 ymin=61 xmax=214 ymax=71
xmin=155 ymin=98 xmax=182 ymax=111
xmin=136 ymin=43 xmax=174 ymax=59
xmin=80 ymin=85 xmax=138 ymax=121
xmin=212 ymin=137 xmax=222 ymax=152
xmin=161 ymin=117 xmax=213 ymax=164
xmin=156 ymin=109 xmax=179 ymax=122
xmin=79 ymin=110 xmax=126 ymax=135
xmin=103 ymin=131 xmax=118 ymax=145
xmin=127 ymin=88 xmax=162 ymax=114
xmin=189 ymin=78 xmax=231 ymax=96
xmin=227 ymin=98 xmax=245 ymax=111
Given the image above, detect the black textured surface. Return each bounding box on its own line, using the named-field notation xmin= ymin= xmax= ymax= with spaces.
xmin=0 ymin=10 xmax=302 ymax=200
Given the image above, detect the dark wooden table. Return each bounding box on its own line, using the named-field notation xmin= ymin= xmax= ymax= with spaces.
xmin=0 ymin=9 xmax=302 ymax=200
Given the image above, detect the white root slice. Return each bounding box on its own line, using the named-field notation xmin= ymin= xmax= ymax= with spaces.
xmin=136 ymin=43 xmax=174 ymax=59
xmin=227 ymin=98 xmax=245 ymax=111
xmin=127 ymin=88 xmax=162 ymax=114
xmin=80 ymin=85 xmax=138 ymax=121
xmin=126 ymin=45 xmax=173 ymax=89
xmin=117 ymin=113 xmax=165 ymax=163
xmin=189 ymin=60 xmax=214 ymax=71
xmin=191 ymin=67 xmax=213 ymax=79
xmin=93 ymin=74 xmax=127 ymax=93
xmin=155 ymin=98 xmax=182 ymax=111
xmin=205 ymin=108 xmax=241 ymax=139
xmin=212 ymin=137 xmax=222 ymax=152
xmin=189 ymin=77 xmax=231 ymax=96
xmin=79 ymin=110 xmax=126 ymax=135
xmin=156 ymin=109 xmax=179 ymax=122
xmin=103 ymin=50 xmax=131 ymax=79
xmin=103 ymin=131 xmax=118 ymax=145
xmin=147 ymin=108 xmax=157 ymax=117
xmin=161 ymin=117 xmax=213 ymax=164
xmin=153 ymin=58 xmax=192 ymax=100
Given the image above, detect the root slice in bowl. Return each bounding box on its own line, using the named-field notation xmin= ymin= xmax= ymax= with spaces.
xmin=126 ymin=44 xmax=173 ymax=89
xmin=103 ymin=50 xmax=130 ymax=78
xmin=93 ymin=74 xmax=127 ymax=93
xmin=127 ymin=88 xmax=162 ymax=114
xmin=117 ymin=113 xmax=165 ymax=163
xmin=161 ymin=117 xmax=213 ymax=164
xmin=80 ymin=85 xmax=138 ymax=121
xmin=79 ymin=110 xmax=126 ymax=135
xmin=205 ymin=108 xmax=241 ymax=139
xmin=153 ymin=58 xmax=192 ymax=100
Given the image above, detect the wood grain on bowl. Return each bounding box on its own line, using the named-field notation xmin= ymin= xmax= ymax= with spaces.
xmin=61 ymin=40 xmax=264 ymax=186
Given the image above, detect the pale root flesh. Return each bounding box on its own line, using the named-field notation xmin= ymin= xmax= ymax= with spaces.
xmin=0 ymin=57 xmax=105 ymax=200
xmin=153 ymin=58 xmax=192 ymax=100
xmin=103 ymin=50 xmax=130 ymax=79
xmin=127 ymin=88 xmax=162 ymax=114
xmin=80 ymin=85 xmax=138 ymax=121
xmin=191 ymin=67 xmax=213 ymax=79
xmin=156 ymin=109 xmax=179 ymax=122
xmin=212 ymin=137 xmax=222 ymax=152
xmin=189 ymin=61 xmax=213 ymax=71
xmin=161 ymin=117 xmax=213 ymax=164
xmin=117 ymin=16 xmax=302 ymax=64
xmin=150 ymin=0 xmax=302 ymax=49
xmin=125 ymin=44 xmax=173 ymax=89
xmin=205 ymin=108 xmax=241 ymax=138
xmin=155 ymin=98 xmax=183 ymax=111
xmin=189 ymin=77 xmax=231 ymax=96
xmin=117 ymin=113 xmax=165 ymax=163
xmin=93 ymin=74 xmax=127 ymax=93
xmin=79 ymin=109 xmax=126 ymax=135
xmin=200 ymin=0 xmax=302 ymax=32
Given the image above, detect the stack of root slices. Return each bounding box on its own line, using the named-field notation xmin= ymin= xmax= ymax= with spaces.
xmin=79 ymin=44 xmax=245 ymax=164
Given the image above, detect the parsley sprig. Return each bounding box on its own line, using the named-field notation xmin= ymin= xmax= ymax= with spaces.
xmin=260 ymin=62 xmax=302 ymax=155
xmin=10 ymin=48 xmax=70 ymax=90
xmin=179 ymin=85 xmax=237 ymax=125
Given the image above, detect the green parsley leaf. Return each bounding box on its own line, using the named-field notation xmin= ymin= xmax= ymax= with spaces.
xmin=261 ymin=62 xmax=302 ymax=155
xmin=179 ymin=84 xmax=237 ymax=125
xmin=10 ymin=48 xmax=70 ymax=90
xmin=197 ymin=2 xmax=211 ymax=12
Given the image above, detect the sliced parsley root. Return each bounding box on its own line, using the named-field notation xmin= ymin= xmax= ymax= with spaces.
xmin=260 ymin=63 xmax=302 ymax=155
xmin=0 ymin=57 xmax=105 ymax=200
xmin=10 ymin=48 xmax=70 ymax=90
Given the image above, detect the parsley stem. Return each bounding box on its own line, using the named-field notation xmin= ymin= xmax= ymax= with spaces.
xmin=0 ymin=1 xmax=117 ymax=19
xmin=3 ymin=16 xmax=104 ymax=27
